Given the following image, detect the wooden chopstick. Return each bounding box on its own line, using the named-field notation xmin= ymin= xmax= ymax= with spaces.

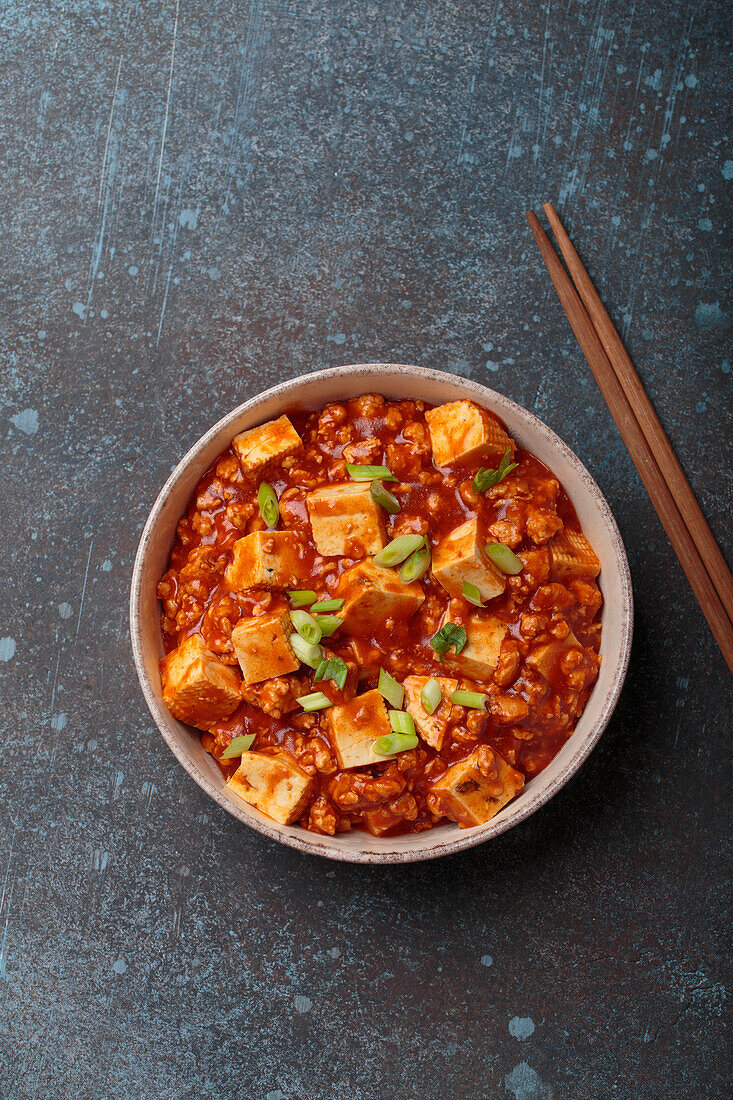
xmin=543 ymin=201 xmax=733 ymax=626
xmin=525 ymin=209 xmax=733 ymax=674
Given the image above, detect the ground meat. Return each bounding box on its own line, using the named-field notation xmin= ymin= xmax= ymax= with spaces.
xmin=489 ymin=509 xmax=524 ymax=548
xmin=159 ymin=393 xmax=603 ymax=837
xmin=241 ymin=673 xmax=310 ymax=718
xmin=493 ymin=641 xmax=521 ymax=687
xmin=306 ymin=796 xmax=339 ymax=835
xmin=526 ymin=508 xmax=564 ymax=545
xmin=329 ymin=765 xmax=407 ymax=812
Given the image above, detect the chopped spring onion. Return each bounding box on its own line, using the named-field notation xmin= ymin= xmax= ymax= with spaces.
xmin=314 ymin=655 xmax=349 ymax=691
xmin=377 ymin=668 xmax=404 ymax=710
xmin=400 ymin=537 xmax=430 ymax=583
xmin=297 ymin=691 xmax=333 ymax=712
xmin=374 ymin=732 xmax=419 ymax=755
xmin=290 ymin=633 xmax=324 ymax=669
xmin=373 ymin=533 xmax=424 ymax=568
xmin=257 ymin=481 xmax=280 ymax=528
xmin=290 ymin=610 xmax=323 ymax=645
xmin=310 ymin=598 xmax=344 ymax=613
xmin=346 ymin=463 xmax=398 ymax=482
xmin=485 ymin=542 xmax=523 ymax=575
xmin=450 ymin=689 xmax=487 ymax=710
xmin=472 ymin=449 xmax=518 ymax=494
xmin=288 ymin=589 xmax=317 ymax=608
xmin=430 ymin=622 xmax=467 ymax=657
xmin=314 ymin=658 xmax=327 ymax=680
xmin=331 ymin=665 xmax=349 ymax=692
xmin=420 ymin=677 xmax=443 ymax=715
xmin=221 ymin=734 xmax=256 ymax=759
xmin=370 ymin=479 xmax=401 ymax=514
xmin=332 ymin=660 xmax=350 ymax=692
xmin=462 ymin=580 xmax=483 ymax=607
xmin=314 ymin=614 xmax=343 ymax=637
xmin=388 ymin=710 xmax=416 ymax=736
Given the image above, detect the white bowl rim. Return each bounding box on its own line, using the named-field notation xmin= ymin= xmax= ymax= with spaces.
xmin=130 ymin=363 xmax=633 ymax=864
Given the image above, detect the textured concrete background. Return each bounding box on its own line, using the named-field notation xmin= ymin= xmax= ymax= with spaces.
xmin=2 ymin=1 xmax=731 ymax=1097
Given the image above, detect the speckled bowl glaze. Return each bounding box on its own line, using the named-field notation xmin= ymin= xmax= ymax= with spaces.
xmin=130 ymin=364 xmax=633 ymax=863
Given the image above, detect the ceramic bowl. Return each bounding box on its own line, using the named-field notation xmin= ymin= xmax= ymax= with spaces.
xmin=130 ymin=364 xmax=633 ymax=863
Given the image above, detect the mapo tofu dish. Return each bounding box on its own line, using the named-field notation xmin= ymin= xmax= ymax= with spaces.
xmin=158 ymin=394 xmax=602 ymax=837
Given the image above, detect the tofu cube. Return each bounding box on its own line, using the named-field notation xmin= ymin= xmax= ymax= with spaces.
xmin=446 ymin=615 xmax=507 ymax=681
xmin=338 ymin=559 xmax=425 ymax=633
xmin=230 ymin=612 xmax=300 ymax=684
xmin=527 ymin=628 xmax=585 ymax=682
xmin=362 ymin=806 xmax=401 ymax=836
xmin=306 ymin=482 xmax=386 ymax=557
xmin=403 ymin=675 xmax=458 ymax=750
xmin=549 ymin=529 xmax=601 ymax=581
xmin=160 ymin=633 xmax=241 ymax=730
xmin=225 ymin=530 xmax=302 ymax=590
xmin=227 ymin=750 xmax=314 ymax=825
xmin=232 ymin=415 xmax=303 ymax=474
xmin=432 ymin=518 xmax=506 ymax=602
xmin=324 ymin=689 xmax=393 ymax=769
xmin=429 ymin=745 xmax=524 ymax=827
xmin=425 ymin=400 xmax=515 ymax=469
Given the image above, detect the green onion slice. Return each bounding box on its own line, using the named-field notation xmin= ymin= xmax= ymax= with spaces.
xmin=370 ymin=479 xmax=401 ymax=514
xmin=449 ymin=689 xmax=487 ymax=710
xmin=462 ymin=580 xmax=483 ymax=607
xmin=346 ymin=463 xmax=398 ymax=482
xmin=400 ymin=537 xmax=430 ymax=583
xmin=290 ymin=610 xmax=323 ymax=645
xmin=288 ymin=589 xmax=317 ymax=607
xmin=430 ymin=622 xmax=467 ymax=657
xmin=310 ymin=598 xmax=344 ymax=613
xmin=377 ymin=668 xmax=404 ymax=710
xmin=388 ymin=710 xmax=416 ymax=736
xmin=290 ymin=633 xmax=325 ymax=669
xmin=314 ymin=655 xmax=349 ymax=691
xmin=373 ymin=732 xmax=419 ymax=755
xmin=257 ymin=482 xmax=280 ymax=529
xmin=485 ymin=542 xmax=523 ymax=575
xmin=296 ymin=691 xmax=332 ymax=712
xmin=332 ymin=662 xmax=349 ymax=691
xmin=314 ymin=614 xmax=343 ymax=637
xmin=221 ymin=734 xmax=256 ymax=759
xmin=373 ymin=533 xmax=424 ymax=568
xmin=472 ymin=449 xmax=518 ymax=494
xmin=420 ymin=678 xmax=442 ymax=715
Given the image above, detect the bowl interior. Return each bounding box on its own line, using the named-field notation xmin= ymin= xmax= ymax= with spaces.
xmin=130 ymin=364 xmax=632 ymax=863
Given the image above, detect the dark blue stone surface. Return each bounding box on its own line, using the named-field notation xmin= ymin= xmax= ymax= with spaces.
xmin=1 ymin=1 xmax=731 ymax=1097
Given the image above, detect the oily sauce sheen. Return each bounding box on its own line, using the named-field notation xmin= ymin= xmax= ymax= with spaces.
xmin=158 ymin=394 xmax=602 ymax=837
